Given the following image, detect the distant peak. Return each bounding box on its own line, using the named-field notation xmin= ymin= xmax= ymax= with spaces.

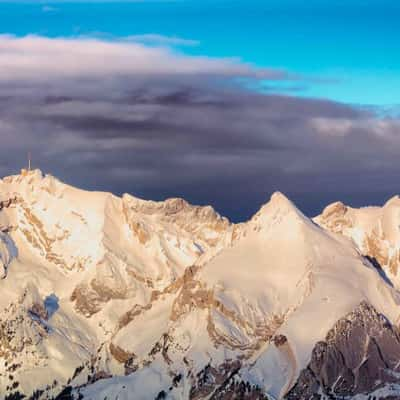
xmin=320 ymin=201 xmax=348 ymax=218
xmin=269 ymin=191 xmax=292 ymax=206
xmin=266 ymin=191 xmax=300 ymax=214
xmin=20 ymin=168 xmax=43 ymax=178
xmin=252 ymin=191 xmax=304 ymax=222
xmin=1 ymin=168 xmax=44 ymax=184
xmin=384 ymin=195 xmax=400 ymax=208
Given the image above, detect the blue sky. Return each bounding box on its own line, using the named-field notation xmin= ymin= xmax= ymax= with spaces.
xmin=1 ymin=0 xmax=399 ymax=107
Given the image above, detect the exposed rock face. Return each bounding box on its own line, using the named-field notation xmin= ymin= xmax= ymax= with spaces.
xmin=211 ymin=383 xmax=270 ymax=400
xmin=205 ymin=364 xmax=271 ymax=400
xmin=286 ymin=301 xmax=400 ymax=399
xmin=189 ymin=361 xmax=242 ymax=399
xmin=109 ymin=343 xmax=135 ymax=365
xmin=122 ymin=195 xmax=230 ymax=246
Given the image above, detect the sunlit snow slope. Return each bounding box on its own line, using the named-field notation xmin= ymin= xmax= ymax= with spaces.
xmin=1 ymin=170 xmax=400 ymax=400
xmin=316 ymin=197 xmax=400 ymax=289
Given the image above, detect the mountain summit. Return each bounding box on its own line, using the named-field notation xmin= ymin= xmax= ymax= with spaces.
xmin=1 ymin=171 xmax=400 ymax=400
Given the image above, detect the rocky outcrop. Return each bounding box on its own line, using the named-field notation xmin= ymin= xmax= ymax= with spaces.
xmin=286 ymin=301 xmax=400 ymax=399
xmin=122 ymin=194 xmax=231 ymax=247
xmin=189 ymin=360 xmax=242 ymax=399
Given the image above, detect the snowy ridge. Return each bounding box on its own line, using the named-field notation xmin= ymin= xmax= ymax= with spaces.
xmin=315 ymin=196 xmax=400 ymax=289
xmin=0 ymin=169 xmax=231 ymax=399
xmin=1 ymin=170 xmax=400 ymax=399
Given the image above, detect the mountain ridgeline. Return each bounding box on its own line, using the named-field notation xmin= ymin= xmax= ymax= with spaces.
xmin=1 ymin=170 xmax=400 ymax=400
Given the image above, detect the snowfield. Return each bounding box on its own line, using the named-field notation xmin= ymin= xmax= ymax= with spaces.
xmin=1 ymin=170 xmax=400 ymax=399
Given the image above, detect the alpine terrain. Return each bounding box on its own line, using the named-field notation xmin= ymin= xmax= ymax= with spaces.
xmin=1 ymin=169 xmax=400 ymax=400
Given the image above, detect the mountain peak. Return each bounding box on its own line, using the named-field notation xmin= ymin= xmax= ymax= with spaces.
xmin=320 ymin=201 xmax=348 ymax=219
xmin=252 ymin=191 xmax=304 ymax=223
xmin=1 ymin=168 xmax=45 ymax=185
xmin=20 ymin=168 xmax=43 ymax=177
xmin=270 ymin=191 xmax=292 ymax=205
xmin=268 ymin=191 xmax=301 ymax=213
xmin=384 ymin=194 xmax=400 ymax=208
xmin=17 ymin=168 xmax=44 ymax=182
xmin=2 ymin=170 xmax=400 ymax=400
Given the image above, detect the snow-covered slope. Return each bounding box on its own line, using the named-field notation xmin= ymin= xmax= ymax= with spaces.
xmin=1 ymin=170 xmax=400 ymax=400
xmin=195 ymin=193 xmax=400 ymax=398
xmin=315 ymin=196 xmax=400 ymax=289
xmin=80 ymin=193 xmax=400 ymax=400
xmin=0 ymin=169 xmax=230 ymax=399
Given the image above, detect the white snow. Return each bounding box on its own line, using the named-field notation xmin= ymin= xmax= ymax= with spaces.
xmin=1 ymin=171 xmax=400 ymax=400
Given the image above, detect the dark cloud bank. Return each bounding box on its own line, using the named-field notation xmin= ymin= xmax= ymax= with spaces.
xmin=1 ymin=36 xmax=399 ymax=221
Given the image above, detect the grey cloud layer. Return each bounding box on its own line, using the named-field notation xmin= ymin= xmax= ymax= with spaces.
xmin=0 ymin=36 xmax=399 ymax=221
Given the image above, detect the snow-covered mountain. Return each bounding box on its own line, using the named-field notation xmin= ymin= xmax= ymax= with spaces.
xmin=315 ymin=197 xmax=400 ymax=289
xmin=1 ymin=170 xmax=400 ymax=400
